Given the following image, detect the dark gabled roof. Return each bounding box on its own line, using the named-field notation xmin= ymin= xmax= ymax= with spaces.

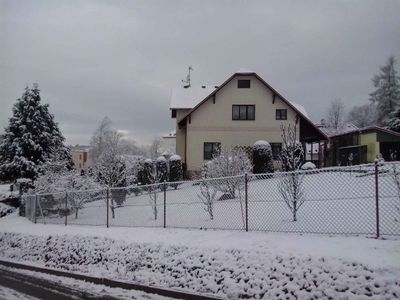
xmin=330 ymin=126 xmax=400 ymax=138
xmin=178 ymin=71 xmax=328 ymax=140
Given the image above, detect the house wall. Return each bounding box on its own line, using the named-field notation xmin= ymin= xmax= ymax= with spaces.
xmin=184 ymin=75 xmax=299 ymax=172
xmin=360 ymin=132 xmax=379 ymax=162
xmin=175 ymin=109 xmax=190 ymax=161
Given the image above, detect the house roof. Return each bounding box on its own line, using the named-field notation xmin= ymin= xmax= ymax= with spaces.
xmin=170 ymin=86 xmax=217 ymax=109
xmin=176 ymin=71 xmax=328 ymax=140
xmin=329 ymin=126 xmax=400 ymax=138
xmin=317 ymin=123 xmax=359 ymax=137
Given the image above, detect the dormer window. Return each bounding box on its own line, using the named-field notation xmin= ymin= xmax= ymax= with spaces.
xmin=238 ymin=79 xmax=250 ymax=88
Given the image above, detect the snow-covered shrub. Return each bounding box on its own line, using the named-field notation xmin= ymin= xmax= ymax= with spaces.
xmin=34 ymin=161 xmax=103 ymax=219
xmin=207 ymin=148 xmax=252 ymax=199
xmin=169 ymin=155 xmax=183 ymax=189
xmin=156 ymin=156 xmax=168 ymax=183
xmin=278 ymin=124 xmax=306 ymax=222
xmin=0 ymin=203 xmax=15 ymax=218
xmin=252 ymin=140 xmax=274 ymax=174
xmin=301 ymin=162 xmax=316 ymax=170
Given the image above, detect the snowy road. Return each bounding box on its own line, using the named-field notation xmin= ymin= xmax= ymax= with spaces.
xmin=0 ymin=266 xmax=175 ymax=300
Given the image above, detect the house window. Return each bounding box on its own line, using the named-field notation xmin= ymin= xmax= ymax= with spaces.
xmin=276 ymin=109 xmax=287 ymax=120
xmin=232 ymin=105 xmax=255 ymax=120
xmin=271 ymin=143 xmax=282 ymax=160
xmin=238 ymin=79 xmax=250 ymax=88
xmin=204 ymin=142 xmax=221 ymax=160
xmin=171 ymin=109 xmax=177 ymax=118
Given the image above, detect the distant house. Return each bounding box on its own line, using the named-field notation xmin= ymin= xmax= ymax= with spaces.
xmin=161 ymin=130 xmax=176 ymax=155
xmin=71 ymin=145 xmax=91 ymax=172
xmin=328 ymin=126 xmax=400 ymax=166
xmin=170 ymin=69 xmax=328 ymax=176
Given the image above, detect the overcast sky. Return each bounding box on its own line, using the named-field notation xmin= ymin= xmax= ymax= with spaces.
xmin=1 ymin=0 xmax=399 ymax=145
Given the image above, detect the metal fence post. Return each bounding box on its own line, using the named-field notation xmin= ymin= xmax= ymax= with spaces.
xmin=65 ymin=192 xmax=68 ymax=226
xmin=106 ymin=188 xmax=110 ymax=228
xmin=163 ymin=180 xmax=167 ymax=228
xmin=374 ymin=161 xmax=380 ymax=238
xmin=245 ymin=173 xmax=248 ymax=232
xmin=34 ymin=195 xmax=38 ymax=224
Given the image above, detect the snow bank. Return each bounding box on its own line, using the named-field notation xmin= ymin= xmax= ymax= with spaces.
xmin=0 ymin=231 xmax=399 ymax=299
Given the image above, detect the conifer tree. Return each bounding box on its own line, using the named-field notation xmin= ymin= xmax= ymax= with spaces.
xmin=369 ymin=56 xmax=400 ymax=125
xmin=0 ymin=84 xmax=71 ymax=181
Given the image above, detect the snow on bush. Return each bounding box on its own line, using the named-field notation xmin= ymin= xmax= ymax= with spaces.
xmin=0 ymin=232 xmax=399 ymax=299
xmin=253 ymin=140 xmax=274 ymax=174
xmin=156 ymin=156 xmax=168 ymax=183
xmin=301 ymin=162 xmax=316 ymax=170
xmin=168 ymin=155 xmax=183 ymax=189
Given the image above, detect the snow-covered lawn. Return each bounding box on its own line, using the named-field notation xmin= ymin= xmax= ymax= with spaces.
xmin=33 ymin=171 xmax=400 ymax=236
xmin=1 ymin=214 xmax=400 ymax=299
xmin=0 ymin=203 xmax=15 ymax=218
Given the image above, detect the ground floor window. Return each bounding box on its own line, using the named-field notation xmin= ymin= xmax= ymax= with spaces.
xmin=270 ymin=143 xmax=282 ymax=160
xmin=204 ymin=142 xmax=221 ymax=160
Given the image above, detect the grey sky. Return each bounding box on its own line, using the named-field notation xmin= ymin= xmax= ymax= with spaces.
xmin=1 ymin=0 xmax=399 ymax=145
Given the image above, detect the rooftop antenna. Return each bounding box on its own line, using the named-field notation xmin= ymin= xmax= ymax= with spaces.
xmin=182 ymin=66 xmax=193 ymax=88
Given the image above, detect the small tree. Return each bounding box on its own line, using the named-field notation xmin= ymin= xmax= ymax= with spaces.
xmin=142 ymin=159 xmax=159 ymax=220
xmin=253 ymin=140 xmax=274 ymax=174
xmin=207 ymin=148 xmax=252 ymax=199
xmin=198 ymin=163 xmax=217 ymax=220
xmin=278 ymin=123 xmax=305 ymax=222
xmin=207 ymin=148 xmax=252 ymax=229
xmin=169 ymin=155 xmax=183 ymax=189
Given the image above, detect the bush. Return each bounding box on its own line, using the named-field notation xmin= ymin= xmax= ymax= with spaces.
xmin=169 ymin=155 xmax=183 ymax=189
xmin=156 ymin=156 xmax=168 ymax=183
xmin=253 ymin=140 xmax=274 ymax=174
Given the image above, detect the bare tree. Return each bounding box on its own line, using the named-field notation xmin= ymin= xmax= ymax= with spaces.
xmin=198 ymin=179 xmax=217 ymax=220
xmin=90 ymin=117 xmax=114 ymax=164
xmin=148 ymin=138 xmax=163 ymax=159
xmin=326 ymin=99 xmax=346 ymax=134
xmin=206 ymin=148 xmax=252 ymax=199
xmin=347 ymin=104 xmax=377 ymax=128
xmin=143 ymin=159 xmax=159 ymax=220
xmin=278 ymin=123 xmax=306 ymax=222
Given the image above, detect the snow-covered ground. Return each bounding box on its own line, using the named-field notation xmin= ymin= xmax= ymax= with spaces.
xmin=1 ymin=214 xmax=400 ymax=299
xmin=31 ymin=170 xmax=400 ymax=236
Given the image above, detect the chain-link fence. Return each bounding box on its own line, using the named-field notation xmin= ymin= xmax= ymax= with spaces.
xmin=22 ymin=162 xmax=400 ymax=237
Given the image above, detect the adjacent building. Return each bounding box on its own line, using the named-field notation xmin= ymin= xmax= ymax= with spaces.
xmin=70 ymin=145 xmax=91 ymax=172
xmin=170 ymin=69 xmax=328 ymax=176
xmin=327 ymin=126 xmax=400 ymax=165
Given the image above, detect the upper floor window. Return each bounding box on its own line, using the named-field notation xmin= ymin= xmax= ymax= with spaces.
xmin=171 ymin=109 xmax=177 ymax=118
xmin=232 ymin=105 xmax=255 ymax=120
xmin=276 ymin=109 xmax=287 ymax=120
xmin=204 ymin=142 xmax=221 ymax=160
xmin=237 ymin=79 xmax=250 ymax=88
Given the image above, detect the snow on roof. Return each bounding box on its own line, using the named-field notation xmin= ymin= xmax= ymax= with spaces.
xmin=162 ymin=130 xmax=176 ymax=138
xmin=236 ymin=68 xmax=254 ymax=73
xmin=170 ymin=86 xmax=217 ymax=109
xmin=290 ymin=101 xmax=309 ymax=118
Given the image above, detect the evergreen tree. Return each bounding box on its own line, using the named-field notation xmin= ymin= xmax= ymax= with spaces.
xmin=156 ymin=156 xmax=168 ymax=183
xmin=0 ymin=84 xmax=70 ymax=181
xmin=169 ymin=155 xmax=183 ymax=189
xmin=253 ymin=140 xmax=274 ymax=174
xmin=387 ymin=106 xmax=400 ymax=133
xmin=369 ymin=56 xmax=400 ymax=126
